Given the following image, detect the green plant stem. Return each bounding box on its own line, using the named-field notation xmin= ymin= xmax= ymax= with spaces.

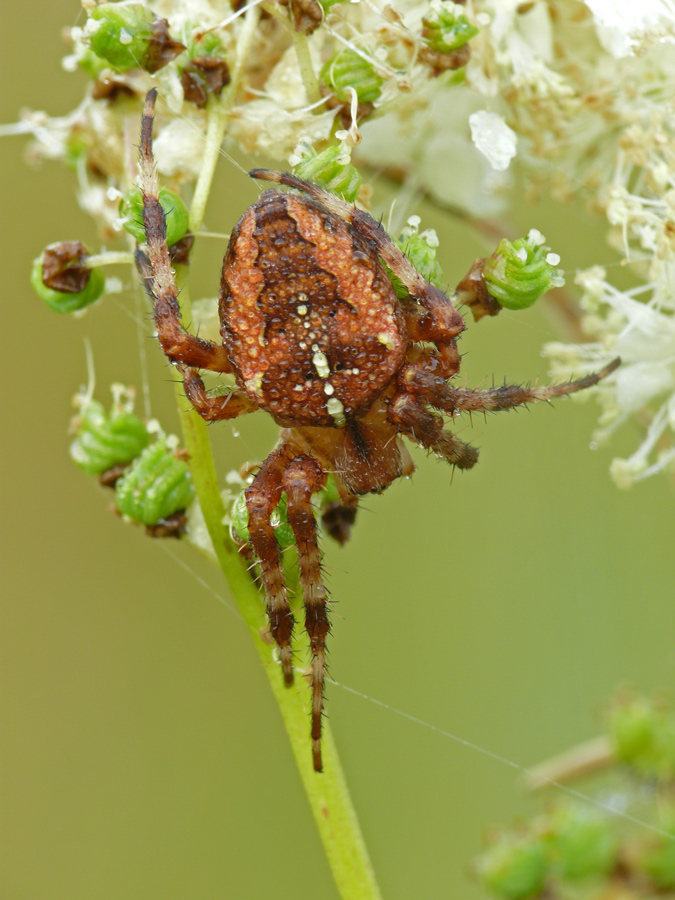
xmin=189 ymin=3 xmax=260 ymax=234
xmin=172 ymin=271 xmax=382 ymax=900
xmin=84 ymin=251 xmax=135 ymax=268
xmin=292 ymin=30 xmax=322 ymax=105
xmin=261 ymin=1 xmax=322 ymax=105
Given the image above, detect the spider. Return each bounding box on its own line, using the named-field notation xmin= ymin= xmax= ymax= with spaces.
xmin=138 ymin=89 xmax=618 ymax=772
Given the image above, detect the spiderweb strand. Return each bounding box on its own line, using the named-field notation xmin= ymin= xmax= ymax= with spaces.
xmin=156 ymin=545 xmax=675 ymax=844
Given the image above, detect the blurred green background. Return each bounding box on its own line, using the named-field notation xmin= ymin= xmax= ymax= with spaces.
xmin=2 ymin=3 xmax=674 ymax=898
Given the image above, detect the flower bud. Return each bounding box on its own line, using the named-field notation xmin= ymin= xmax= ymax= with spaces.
xmin=88 ymin=3 xmax=185 ymax=74
xmin=320 ymin=49 xmax=383 ymax=105
xmin=458 ymin=231 xmax=564 ymax=321
xmin=548 ymin=806 xmax=617 ymax=880
xmin=70 ymin=395 xmax=150 ymax=476
xmin=230 ymin=490 xmax=296 ymax=550
xmin=115 ymin=440 xmax=194 ymax=526
xmin=292 ymin=144 xmax=362 ymax=202
xmin=386 ymin=218 xmax=444 ymax=301
xmin=422 ymin=4 xmax=478 ymax=52
xmin=479 ymin=836 xmax=548 ymax=900
xmin=608 ymin=696 xmax=675 ymax=778
xmin=119 ymin=186 xmax=189 ymax=247
xmin=31 ymin=242 xmax=105 ymax=314
xmin=643 ymin=809 xmax=675 ymax=889
xmin=483 ymin=231 xmax=564 ymax=311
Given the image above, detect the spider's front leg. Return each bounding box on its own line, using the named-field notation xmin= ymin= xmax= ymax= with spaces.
xmin=139 ymin=89 xmax=231 ymax=374
xmin=181 ymin=368 xmax=258 ymax=421
xmin=402 ymin=357 xmax=621 ymax=416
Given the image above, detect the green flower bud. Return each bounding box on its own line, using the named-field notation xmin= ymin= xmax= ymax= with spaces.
xmin=422 ymin=5 xmax=478 ymax=52
xmin=548 ymin=806 xmax=617 ymax=881
xmin=479 ymin=836 xmax=548 ymax=900
xmin=320 ymin=49 xmax=383 ymax=105
xmin=483 ymin=231 xmax=565 ymax=311
xmin=230 ymin=490 xmax=296 ymax=550
xmin=63 ymin=132 xmax=92 ymax=171
xmin=385 ymin=217 xmax=444 ymax=301
xmin=318 ymin=0 xmax=347 ymax=10
xmin=70 ymin=397 xmax=150 ymax=476
xmin=76 ymin=47 xmax=110 ymax=80
xmin=609 ymin=696 xmax=675 ymax=778
xmin=643 ymin=809 xmax=675 ymax=889
xmin=31 ymin=242 xmax=105 ymax=314
xmin=88 ymin=4 xmax=186 ymax=74
xmin=119 ymin=186 xmax=189 ymax=247
xmin=292 ymin=145 xmax=362 ymax=203
xmin=115 ymin=440 xmax=194 ymax=526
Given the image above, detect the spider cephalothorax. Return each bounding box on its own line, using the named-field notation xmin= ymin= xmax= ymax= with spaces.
xmin=138 ymin=89 xmax=618 ymax=771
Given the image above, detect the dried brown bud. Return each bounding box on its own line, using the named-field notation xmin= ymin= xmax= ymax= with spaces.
xmin=169 ymin=234 xmax=195 ymax=266
xmin=278 ymin=0 xmax=323 ymax=34
xmin=41 ymin=241 xmax=92 ymax=293
xmin=181 ymin=56 xmax=231 ymax=108
xmin=455 ymin=258 xmax=502 ymax=321
xmin=144 ymin=18 xmax=187 ymax=73
xmin=91 ymin=77 xmax=135 ymax=102
xmin=145 ymin=510 xmax=188 ymax=538
xmin=321 ymin=501 xmax=357 ymax=546
xmin=419 ymin=42 xmax=471 ymax=76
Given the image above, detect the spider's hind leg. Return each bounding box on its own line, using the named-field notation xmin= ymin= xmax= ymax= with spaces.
xmin=245 ymin=447 xmax=297 ymax=685
xmin=283 ymin=455 xmax=329 ymax=773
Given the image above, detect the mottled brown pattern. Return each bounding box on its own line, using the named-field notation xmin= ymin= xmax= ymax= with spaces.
xmin=137 ymin=91 xmax=620 ymax=772
xmin=220 ymin=191 xmax=406 ymax=425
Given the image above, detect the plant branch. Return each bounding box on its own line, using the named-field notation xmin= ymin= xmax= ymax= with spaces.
xmin=169 ymin=292 xmax=380 ymax=895
xmin=189 ymin=3 xmax=261 ymax=235
xmin=261 ymin=1 xmax=322 ymax=105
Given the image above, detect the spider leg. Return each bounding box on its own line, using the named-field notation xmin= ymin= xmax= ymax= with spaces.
xmin=182 ymin=368 xmax=258 ymax=421
xmin=139 ymin=90 xmax=232 ymax=373
xmin=283 ymin=455 xmax=329 ymax=772
xmin=246 ymin=446 xmax=296 ymax=685
xmin=388 ymin=392 xmax=479 ymax=469
xmin=402 ymin=358 xmax=621 ymax=416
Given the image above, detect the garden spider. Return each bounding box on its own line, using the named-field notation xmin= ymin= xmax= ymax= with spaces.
xmin=137 ymin=89 xmax=618 ymax=772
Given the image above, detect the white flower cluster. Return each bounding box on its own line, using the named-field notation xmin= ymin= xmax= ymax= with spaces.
xmin=10 ymin=0 xmax=675 ymax=485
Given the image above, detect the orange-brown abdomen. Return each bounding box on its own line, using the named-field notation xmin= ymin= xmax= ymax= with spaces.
xmin=219 ymin=190 xmax=408 ymax=427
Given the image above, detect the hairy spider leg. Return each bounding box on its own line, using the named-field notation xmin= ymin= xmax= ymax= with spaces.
xmin=182 ymin=368 xmax=259 ymax=421
xmin=388 ymin=393 xmax=479 ymax=469
xmin=245 ymin=447 xmax=298 ymax=688
xmin=403 ymin=357 xmax=622 ymax=416
xmin=139 ymin=89 xmax=232 ymax=373
xmin=283 ymin=455 xmax=329 ymax=772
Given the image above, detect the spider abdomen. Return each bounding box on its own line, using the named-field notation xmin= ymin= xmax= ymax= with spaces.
xmin=218 ymin=190 xmax=408 ymax=427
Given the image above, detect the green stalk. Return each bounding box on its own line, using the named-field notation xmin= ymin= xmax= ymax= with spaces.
xmin=292 ymin=30 xmax=322 ymax=105
xmin=261 ymin=1 xmax=322 ymax=105
xmin=166 ymin=30 xmax=383 ymax=887
xmin=189 ymin=2 xmax=260 ymax=235
xmin=171 ymin=280 xmax=381 ymax=899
